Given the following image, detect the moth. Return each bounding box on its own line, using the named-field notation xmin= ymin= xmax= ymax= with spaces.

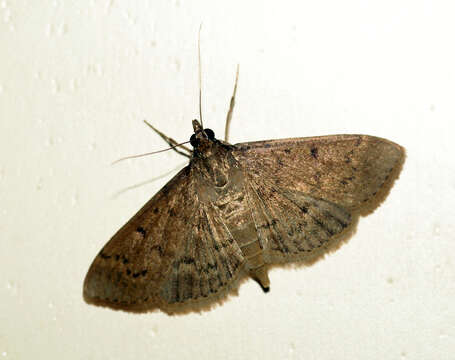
xmin=83 ymin=66 xmax=405 ymax=315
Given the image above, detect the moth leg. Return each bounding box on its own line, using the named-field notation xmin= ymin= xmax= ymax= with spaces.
xmin=224 ymin=64 xmax=239 ymax=142
xmin=143 ymin=120 xmax=192 ymax=158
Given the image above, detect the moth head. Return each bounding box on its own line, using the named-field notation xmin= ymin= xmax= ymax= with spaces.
xmin=190 ymin=119 xmax=216 ymax=150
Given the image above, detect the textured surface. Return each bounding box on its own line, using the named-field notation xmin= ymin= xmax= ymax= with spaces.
xmin=1 ymin=1 xmax=455 ymax=359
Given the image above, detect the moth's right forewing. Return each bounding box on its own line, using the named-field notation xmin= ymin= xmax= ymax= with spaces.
xmin=233 ymin=135 xmax=405 ymax=214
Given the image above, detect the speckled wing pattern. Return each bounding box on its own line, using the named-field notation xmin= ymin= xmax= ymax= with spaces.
xmin=243 ymin=177 xmax=353 ymax=264
xmin=84 ymin=132 xmax=404 ymax=314
xmin=159 ymin=202 xmax=245 ymax=308
xmin=83 ymin=166 xmax=246 ymax=314
xmin=232 ymin=135 xmax=404 ymax=263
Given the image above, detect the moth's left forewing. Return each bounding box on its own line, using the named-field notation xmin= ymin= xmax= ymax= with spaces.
xmin=232 ymin=135 xmax=405 ymax=215
xmin=231 ymin=134 xmax=404 ymax=265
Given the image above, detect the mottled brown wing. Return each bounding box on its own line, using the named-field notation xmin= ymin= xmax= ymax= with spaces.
xmin=233 ymin=135 xmax=405 ymax=213
xmin=233 ymin=135 xmax=405 ymax=263
xmin=83 ymin=166 xmax=246 ymax=314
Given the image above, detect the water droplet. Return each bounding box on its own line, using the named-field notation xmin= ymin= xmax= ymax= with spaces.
xmin=71 ymin=194 xmax=79 ymax=206
xmin=45 ymin=137 xmax=55 ymax=146
xmin=36 ymin=177 xmax=43 ymax=191
xmin=173 ymin=58 xmax=181 ymax=72
xmin=3 ymin=9 xmax=10 ymax=22
xmin=57 ymin=22 xmax=67 ymax=36
xmin=148 ymin=325 xmax=158 ymax=337
xmin=433 ymin=223 xmax=440 ymax=236
xmin=434 ymin=264 xmax=442 ymax=276
xmin=1 ymin=1 xmax=7 ymax=9
xmin=48 ymin=302 xmax=54 ymax=309
xmin=401 ymin=351 xmax=407 ymax=359
xmin=5 ymin=281 xmax=18 ymax=296
xmin=386 ymin=277 xmax=394 ymax=284
xmin=51 ymin=79 xmax=60 ymax=93
xmin=69 ymin=78 xmax=78 ymax=91
xmin=150 ymin=40 xmax=157 ymax=48
xmin=289 ymin=342 xmax=295 ymax=355
xmin=0 ymin=84 xmax=3 ymax=93
xmin=45 ymin=23 xmax=53 ymax=36
xmin=1 ymin=351 xmax=7 ymax=357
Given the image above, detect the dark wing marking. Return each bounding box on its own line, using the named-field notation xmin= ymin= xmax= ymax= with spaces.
xmin=83 ymin=166 xmax=246 ymax=314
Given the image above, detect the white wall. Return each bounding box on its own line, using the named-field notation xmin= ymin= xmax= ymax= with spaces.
xmin=1 ymin=1 xmax=454 ymax=359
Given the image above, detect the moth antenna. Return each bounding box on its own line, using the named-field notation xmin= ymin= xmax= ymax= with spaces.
xmin=224 ymin=64 xmax=239 ymax=142
xmin=143 ymin=120 xmax=192 ymax=157
xmin=111 ymin=141 xmax=191 ymax=165
xmin=198 ymin=23 xmax=204 ymax=128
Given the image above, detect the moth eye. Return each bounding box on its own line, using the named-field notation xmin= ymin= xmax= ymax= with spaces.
xmin=190 ymin=134 xmax=199 ymax=147
xmin=204 ymin=128 xmax=215 ymax=140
